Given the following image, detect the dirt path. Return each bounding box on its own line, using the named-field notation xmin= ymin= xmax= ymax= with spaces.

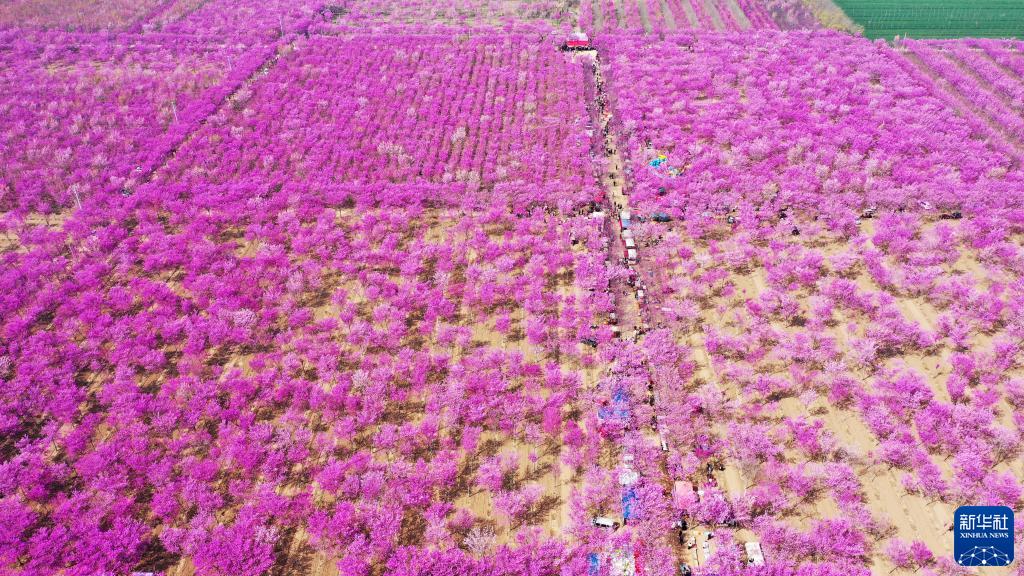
xmin=591 ymin=64 xmax=643 ymax=335
xmin=658 ymin=0 xmax=678 ymax=30
xmin=586 ymin=47 xmax=689 ymax=567
xmin=701 ymin=0 xmax=725 ymax=30
xmin=638 ymin=0 xmax=654 ymax=33
xmin=593 ymin=0 xmax=605 ymax=33
xmin=612 ymin=0 xmax=626 ymax=30
xmin=678 ymin=0 xmax=700 ymax=28
xmin=721 ymin=0 xmax=751 ymax=29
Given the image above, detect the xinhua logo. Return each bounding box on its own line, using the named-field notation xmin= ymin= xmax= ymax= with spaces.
xmin=954 ymin=506 xmax=1014 ymax=567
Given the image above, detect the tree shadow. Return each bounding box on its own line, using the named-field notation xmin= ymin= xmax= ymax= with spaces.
xmin=269 ymin=526 xmax=313 ymax=576
xmin=515 ymin=494 xmax=562 ymax=528
xmin=442 ymin=451 xmax=482 ymax=502
xmin=520 ymin=461 xmax=553 ymax=485
xmin=398 ymin=509 xmax=426 ymax=547
xmin=132 ymin=537 xmax=179 ymax=574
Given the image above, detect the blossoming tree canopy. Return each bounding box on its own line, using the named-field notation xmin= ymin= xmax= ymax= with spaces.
xmin=1 ymin=1 xmax=1023 ymax=575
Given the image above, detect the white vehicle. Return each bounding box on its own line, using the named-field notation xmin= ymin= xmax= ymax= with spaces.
xmin=660 ymin=435 xmax=668 ymax=452
xmin=627 ymin=248 xmax=638 ymax=263
xmin=745 ymin=542 xmax=765 ymax=566
xmin=593 ymin=516 xmax=619 ymax=529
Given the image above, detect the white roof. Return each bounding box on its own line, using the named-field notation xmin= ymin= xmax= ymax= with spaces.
xmin=624 ymin=238 xmax=636 ymax=248
xmin=620 ymin=210 xmax=631 ymax=220
xmin=627 ymin=248 xmax=638 ymax=259
xmin=745 ymin=542 xmax=765 ymax=565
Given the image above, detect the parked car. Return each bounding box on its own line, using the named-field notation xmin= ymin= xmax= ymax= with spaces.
xmin=592 ymin=516 xmax=619 ymax=529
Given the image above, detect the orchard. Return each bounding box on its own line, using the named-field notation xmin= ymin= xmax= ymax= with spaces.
xmin=1 ymin=1 xmax=1022 ymax=575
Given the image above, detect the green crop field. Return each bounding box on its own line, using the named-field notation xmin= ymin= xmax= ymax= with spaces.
xmin=833 ymin=0 xmax=1024 ymax=39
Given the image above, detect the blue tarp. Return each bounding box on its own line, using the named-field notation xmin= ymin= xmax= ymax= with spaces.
xmin=598 ymin=404 xmax=630 ymax=420
xmin=599 ymin=387 xmax=631 ymax=421
xmin=623 ymin=488 xmax=638 ymax=520
xmin=589 ymin=553 xmax=601 ymax=576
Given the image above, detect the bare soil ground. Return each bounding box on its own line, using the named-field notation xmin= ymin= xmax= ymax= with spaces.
xmin=701 ymin=0 xmax=725 ymax=30
xmin=722 ymin=0 xmax=751 ymax=29
xmin=147 ymin=205 xmax=602 ymax=575
xmin=657 ymin=0 xmax=678 ymax=30
xmin=632 ymin=215 xmax=1023 ymax=573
